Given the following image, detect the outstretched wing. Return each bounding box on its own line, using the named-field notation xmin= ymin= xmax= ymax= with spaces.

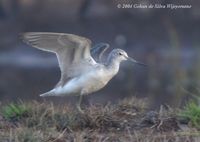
xmin=23 ymin=32 xmax=96 ymax=86
xmin=91 ymin=43 xmax=109 ymax=63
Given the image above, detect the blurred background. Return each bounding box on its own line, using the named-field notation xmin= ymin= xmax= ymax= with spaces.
xmin=0 ymin=0 xmax=200 ymax=108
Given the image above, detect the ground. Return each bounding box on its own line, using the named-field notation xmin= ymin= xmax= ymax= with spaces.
xmin=0 ymin=97 xmax=200 ymax=142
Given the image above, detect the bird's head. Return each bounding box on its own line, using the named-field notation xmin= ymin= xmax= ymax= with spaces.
xmin=110 ymin=49 xmax=146 ymax=66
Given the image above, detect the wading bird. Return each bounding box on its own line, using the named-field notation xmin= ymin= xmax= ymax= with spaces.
xmin=23 ymin=32 xmax=146 ymax=113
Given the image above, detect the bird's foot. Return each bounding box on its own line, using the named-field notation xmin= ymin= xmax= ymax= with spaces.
xmin=76 ymin=104 xmax=84 ymax=114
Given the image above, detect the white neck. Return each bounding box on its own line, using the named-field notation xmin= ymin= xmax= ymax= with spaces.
xmin=105 ymin=56 xmax=120 ymax=77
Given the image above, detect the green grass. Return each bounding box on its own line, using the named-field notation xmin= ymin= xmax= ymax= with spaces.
xmin=180 ymin=101 xmax=200 ymax=129
xmin=1 ymin=102 xmax=29 ymax=120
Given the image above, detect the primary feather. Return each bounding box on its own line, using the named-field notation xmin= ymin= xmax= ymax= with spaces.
xmin=23 ymin=32 xmax=96 ymax=86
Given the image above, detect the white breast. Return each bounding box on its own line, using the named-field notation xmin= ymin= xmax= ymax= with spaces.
xmin=54 ymin=66 xmax=115 ymax=96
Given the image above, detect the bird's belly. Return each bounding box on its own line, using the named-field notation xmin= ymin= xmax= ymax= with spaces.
xmin=54 ymin=78 xmax=83 ymax=96
xmin=54 ymin=70 xmax=109 ymax=96
xmin=82 ymin=78 xmax=106 ymax=94
xmin=80 ymin=71 xmax=109 ymax=94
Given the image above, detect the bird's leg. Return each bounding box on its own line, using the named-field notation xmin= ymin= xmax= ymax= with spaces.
xmin=82 ymin=95 xmax=90 ymax=106
xmin=77 ymin=94 xmax=84 ymax=113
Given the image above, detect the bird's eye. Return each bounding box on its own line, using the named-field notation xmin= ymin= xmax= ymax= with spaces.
xmin=118 ymin=52 xmax=122 ymax=56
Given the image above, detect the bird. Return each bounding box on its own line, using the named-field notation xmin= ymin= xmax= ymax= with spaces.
xmin=22 ymin=32 xmax=146 ymax=113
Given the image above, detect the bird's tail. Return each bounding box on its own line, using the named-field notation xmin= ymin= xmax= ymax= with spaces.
xmin=40 ymin=90 xmax=56 ymax=97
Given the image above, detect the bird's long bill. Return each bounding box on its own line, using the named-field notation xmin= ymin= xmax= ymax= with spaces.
xmin=127 ymin=57 xmax=147 ymax=66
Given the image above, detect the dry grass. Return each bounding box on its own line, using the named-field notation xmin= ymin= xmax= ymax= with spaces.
xmin=0 ymin=97 xmax=200 ymax=142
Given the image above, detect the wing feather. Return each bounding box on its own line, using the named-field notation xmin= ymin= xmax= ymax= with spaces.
xmin=23 ymin=32 xmax=95 ymax=86
xmin=91 ymin=43 xmax=109 ymax=63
